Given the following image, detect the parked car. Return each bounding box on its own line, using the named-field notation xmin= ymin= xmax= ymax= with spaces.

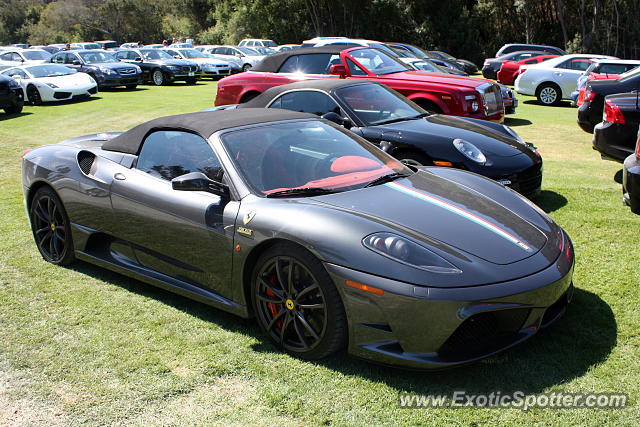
xmin=48 ymin=44 xmax=79 ymax=51
xmin=11 ymin=43 xmax=29 ymax=49
xmin=0 ymin=49 xmax=52 ymax=66
xmin=482 ymin=51 xmax=550 ymax=80
xmin=215 ymin=46 xmax=505 ymax=122
xmin=252 ymin=46 xmax=277 ymax=56
xmin=143 ymin=44 xmax=164 ymax=49
xmin=71 ymin=43 xmax=101 ymax=50
xmin=497 ymin=55 xmax=559 ymax=85
xmin=495 ymin=43 xmax=566 ymax=57
xmin=94 ymin=40 xmax=119 ymax=50
xmin=239 ymin=38 xmax=277 ymax=48
xmin=402 ymin=57 xmax=466 ymax=75
xmin=428 ymin=50 xmax=478 ymax=74
xmin=385 ymin=43 xmax=467 ymax=73
xmin=49 ymin=49 xmax=142 ymax=90
xmin=119 ymin=42 xmax=140 ymax=49
xmin=0 ymin=73 xmax=24 ymax=114
xmin=1 ymin=64 xmax=97 ymax=105
xmin=21 ymin=108 xmax=574 ymax=369
xmin=32 ymin=45 xmax=61 ymax=55
xmin=114 ymin=48 xmax=199 ymax=85
xmin=572 ymin=59 xmax=640 ymax=106
xmin=592 ymin=92 xmax=640 ymax=161
xmin=577 ymin=67 xmax=640 ymax=132
xmin=213 ymin=79 xmax=540 ymax=195
xmin=274 ymin=44 xmax=300 ymax=52
xmin=623 ymin=132 xmax=640 ymax=214
xmin=162 ymin=47 xmax=237 ymax=78
xmin=310 ymin=39 xmax=419 ymax=67
xmin=206 ymin=46 xmax=265 ymax=72
xmin=169 ymin=43 xmax=193 ymax=49
xmin=515 ymin=54 xmax=616 ymax=105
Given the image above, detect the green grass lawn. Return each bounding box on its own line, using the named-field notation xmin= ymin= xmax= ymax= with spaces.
xmin=0 ymin=81 xmax=638 ymax=425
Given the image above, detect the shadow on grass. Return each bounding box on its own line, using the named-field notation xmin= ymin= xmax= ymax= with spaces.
xmin=614 ymin=169 xmax=623 ymax=184
xmin=535 ymin=190 xmax=568 ymax=213
xmin=101 ymin=86 xmax=148 ymax=93
xmin=0 ymin=111 xmax=32 ymax=121
xmin=33 ymin=96 xmax=102 ymax=107
xmin=504 ymin=117 xmax=532 ymax=127
xmin=70 ymin=259 xmax=616 ymax=395
xmin=523 ymin=100 xmax=575 ymax=109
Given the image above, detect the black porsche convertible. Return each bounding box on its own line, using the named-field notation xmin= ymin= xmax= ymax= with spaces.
xmin=208 ymin=80 xmax=542 ymax=197
xmin=22 ymin=109 xmax=574 ymax=369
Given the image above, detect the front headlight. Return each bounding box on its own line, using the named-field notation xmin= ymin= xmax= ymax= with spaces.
xmin=453 ymin=139 xmax=486 ymax=164
xmin=363 ymin=232 xmax=461 ymax=274
xmin=98 ymin=67 xmax=117 ymax=75
xmin=166 ymin=65 xmax=181 ymax=72
xmin=46 ymin=83 xmax=58 ymax=89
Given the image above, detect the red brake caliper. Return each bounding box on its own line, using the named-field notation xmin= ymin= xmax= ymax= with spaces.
xmin=266 ymin=274 xmax=284 ymax=329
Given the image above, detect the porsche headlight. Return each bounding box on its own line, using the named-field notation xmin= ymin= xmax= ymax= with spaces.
xmin=363 ymin=232 xmax=461 ymax=274
xmin=46 ymin=83 xmax=58 ymax=88
xmin=453 ymin=138 xmax=486 ymax=164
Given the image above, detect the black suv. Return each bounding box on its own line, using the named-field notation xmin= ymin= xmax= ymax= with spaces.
xmin=114 ymin=49 xmax=199 ymax=85
xmin=50 ymin=50 xmax=142 ymax=90
xmin=0 ymin=74 xmax=24 ymax=114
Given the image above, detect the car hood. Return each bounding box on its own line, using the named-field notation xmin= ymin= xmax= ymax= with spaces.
xmin=187 ymin=58 xmax=229 ymax=66
xmin=377 ymin=70 xmax=487 ymax=89
xmin=90 ymin=62 xmax=137 ymax=70
xmin=32 ymin=73 xmax=94 ymax=87
xmin=313 ymin=171 xmax=547 ymax=265
xmin=368 ymin=115 xmax=527 ymax=157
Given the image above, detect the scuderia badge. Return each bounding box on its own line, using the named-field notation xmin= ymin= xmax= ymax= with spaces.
xmin=237 ymin=226 xmax=253 ymax=237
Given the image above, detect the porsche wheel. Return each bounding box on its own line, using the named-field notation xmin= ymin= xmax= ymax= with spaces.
xmin=29 ymin=186 xmax=75 ymax=265
xmin=396 ymin=152 xmax=432 ymax=167
xmin=27 ymin=85 xmax=42 ymax=106
xmin=536 ymin=83 xmax=561 ymax=106
xmin=152 ymin=69 xmax=166 ymax=86
xmin=251 ymin=243 xmax=347 ymax=360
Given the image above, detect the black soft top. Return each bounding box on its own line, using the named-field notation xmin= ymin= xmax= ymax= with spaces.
xmin=102 ymin=108 xmax=316 ymax=154
xmin=250 ymin=46 xmax=354 ymax=72
xmin=239 ymin=79 xmax=376 ymax=108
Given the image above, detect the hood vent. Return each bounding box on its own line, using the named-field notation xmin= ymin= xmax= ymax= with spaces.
xmin=77 ymin=150 xmax=96 ymax=175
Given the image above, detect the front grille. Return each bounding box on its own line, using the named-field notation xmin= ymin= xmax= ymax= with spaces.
xmin=479 ymin=83 xmax=504 ymax=116
xmin=181 ymin=66 xmax=196 ymax=73
xmin=438 ymin=308 xmax=530 ymax=360
xmin=118 ymin=68 xmax=137 ymax=75
xmin=53 ymin=92 xmax=71 ymax=99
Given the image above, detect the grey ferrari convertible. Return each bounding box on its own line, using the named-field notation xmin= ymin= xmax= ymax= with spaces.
xmin=22 ymin=108 xmax=574 ymax=369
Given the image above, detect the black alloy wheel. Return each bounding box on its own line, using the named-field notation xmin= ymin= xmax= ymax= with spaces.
xmin=252 ymin=243 xmax=346 ymax=360
xmin=27 ymin=85 xmax=42 ymax=105
xmin=29 ymin=186 xmax=75 ymax=265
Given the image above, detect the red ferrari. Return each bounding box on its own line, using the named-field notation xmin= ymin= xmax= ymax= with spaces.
xmin=497 ymin=55 xmax=559 ymax=85
xmin=215 ymin=46 xmax=506 ymax=122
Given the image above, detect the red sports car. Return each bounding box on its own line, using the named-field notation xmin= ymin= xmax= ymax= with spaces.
xmin=215 ymin=46 xmax=505 ymax=122
xmin=497 ymin=55 xmax=559 ymax=85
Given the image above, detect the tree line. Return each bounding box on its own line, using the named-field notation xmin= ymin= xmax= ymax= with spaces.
xmin=2 ymin=0 xmax=639 ymax=62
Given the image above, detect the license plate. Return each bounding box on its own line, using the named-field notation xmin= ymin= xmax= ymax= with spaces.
xmin=188 ymin=71 xmax=194 ymax=76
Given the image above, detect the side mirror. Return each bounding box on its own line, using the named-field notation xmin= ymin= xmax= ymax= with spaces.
xmin=173 ymin=55 xmax=181 ymax=59
xmin=134 ymin=57 xmax=142 ymax=61
xmin=329 ymin=64 xmax=347 ymax=78
xmin=172 ymin=172 xmax=230 ymax=198
xmin=72 ymin=60 xmax=81 ymax=65
xmin=321 ymin=112 xmax=352 ymax=129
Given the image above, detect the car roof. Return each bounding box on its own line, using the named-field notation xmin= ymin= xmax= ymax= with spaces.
xmin=240 ymin=80 xmax=376 ymax=108
xmin=251 ymin=46 xmax=350 ymax=72
xmin=102 ymin=109 xmax=317 ymax=154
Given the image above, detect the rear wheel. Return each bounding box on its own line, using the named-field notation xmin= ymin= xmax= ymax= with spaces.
xmin=395 ymin=151 xmax=433 ymax=167
xmin=251 ymin=243 xmax=347 ymax=360
xmin=29 ymin=186 xmax=75 ymax=265
xmin=152 ymin=69 xmax=166 ymax=86
xmin=536 ymin=83 xmax=561 ymax=106
xmin=4 ymin=97 xmax=23 ymax=114
xmin=27 ymin=85 xmax=42 ymax=105
xmin=242 ymin=63 xmax=252 ymax=72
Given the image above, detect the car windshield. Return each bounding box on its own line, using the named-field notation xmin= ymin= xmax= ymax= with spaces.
xmin=22 ymin=50 xmax=51 ymax=60
xmin=236 ymin=47 xmax=259 ymax=55
xmin=177 ymin=49 xmax=207 ymax=59
xmin=433 ymin=51 xmax=456 ymax=60
xmin=619 ymin=66 xmax=640 ymax=80
xmin=220 ymin=120 xmax=410 ymax=196
xmin=141 ymin=49 xmax=173 ymax=60
xmin=349 ymin=48 xmax=410 ymax=75
xmin=336 ymin=84 xmax=427 ymax=126
xmin=390 ymin=46 xmax=419 ymax=58
xmin=25 ymin=64 xmax=76 ymax=78
xmin=255 ymin=47 xmax=276 ymax=55
xmin=412 ymin=61 xmax=440 ymax=72
xmin=79 ymin=51 xmax=117 ymax=63
xmin=367 ymin=42 xmax=402 ymax=58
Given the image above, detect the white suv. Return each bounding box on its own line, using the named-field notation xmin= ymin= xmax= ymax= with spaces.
xmin=239 ymin=39 xmax=277 ymax=48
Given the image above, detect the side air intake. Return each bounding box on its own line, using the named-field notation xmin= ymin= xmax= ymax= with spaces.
xmin=77 ymin=151 xmax=96 ymax=175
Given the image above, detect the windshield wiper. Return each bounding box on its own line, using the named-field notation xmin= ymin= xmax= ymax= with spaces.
xmin=374 ymin=112 xmax=430 ymax=125
xmin=364 ymin=172 xmax=411 ymax=187
xmin=265 ymin=187 xmax=338 ymax=198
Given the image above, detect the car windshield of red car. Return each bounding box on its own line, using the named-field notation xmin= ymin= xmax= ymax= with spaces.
xmin=349 ymin=48 xmax=410 ymax=75
xmin=220 ymin=120 xmax=410 ymax=196
xmin=278 ymin=54 xmax=341 ymax=74
xmin=336 ymin=84 xmax=425 ymax=126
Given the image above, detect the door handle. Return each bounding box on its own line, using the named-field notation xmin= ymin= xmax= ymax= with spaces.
xmin=114 ymin=173 xmax=126 ymax=180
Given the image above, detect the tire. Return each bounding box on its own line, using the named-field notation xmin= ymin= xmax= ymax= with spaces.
xmin=26 ymin=85 xmax=42 ymax=106
xmin=152 ymin=69 xmax=166 ymax=86
xmin=185 ymin=77 xmax=197 ymax=85
xmin=29 ymin=186 xmax=75 ymax=266
xmin=242 ymin=63 xmax=252 ymax=72
xmin=413 ymin=99 xmax=441 ymax=114
xmin=125 ymin=84 xmax=137 ymax=90
xmin=395 ymin=151 xmax=433 ymax=167
xmin=536 ymin=83 xmax=561 ymax=106
xmin=4 ymin=99 xmax=23 ymax=114
xmin=251 ymin=243 xmax=347 ymax=360
xmin=240 ymin=92 xmax=259 ymax=103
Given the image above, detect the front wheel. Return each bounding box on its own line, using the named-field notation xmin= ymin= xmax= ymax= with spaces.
xmin=251 ymin=243 xmax=347 ymax=360
xmin=27 ymin=85 xmax=42 ymax=105
xmin=242 ymin=63 xmax=252 ymax=72
xmin=396 ymin=151 xmax=433 ymax=167
xmin=185 ymin=77 xmax=198 ymax=85
xmin=29 ymin=186 xmax=75 ymax=265
xmin=152 ymin=69 xmax=166 ymax=86
xmin=536 ymin=83 xmax=561 ymax=106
